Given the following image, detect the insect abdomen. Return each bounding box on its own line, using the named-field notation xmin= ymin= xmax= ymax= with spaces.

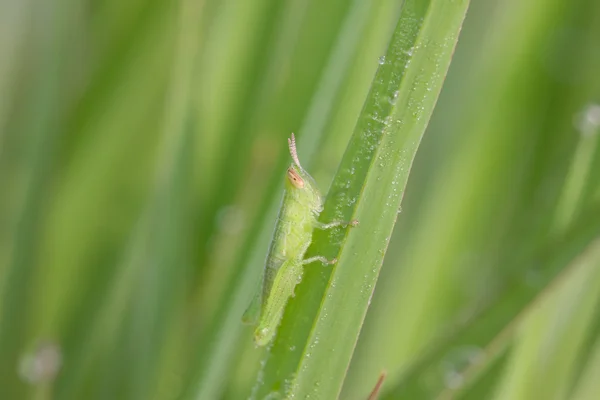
xmin=254 ymin=188 xmax=318 ymax=344
xmin=254 ymin=259 xmax=304 ymax=346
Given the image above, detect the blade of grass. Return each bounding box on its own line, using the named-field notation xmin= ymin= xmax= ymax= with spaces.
xmin=120 ymin=0 xmax=202 ymax=397
xmin=0 ymin=1 xmax=29 ymax=148
xmin=249 ymin=0 xmax=471 ymax=398
xmin=382 ymin=202 xmax=600 ymax=398
xmin=488 ymin=241 xmax=600 ymax=400
xmin=34 ymin=4 xmax=176 ymax=397
xmin=0 ymin=1 xmax=71 ymax=397
xmin=565 ymin=279 xmax=600 ymax=398
xmin=39 ymin=0 xmax=174 ymax=343
xmin=52 ymin=0 xmax=199 ymax=397
xmin=454 ymin=350 xmax=511 ymax=400
xmin=554 ymin=114 xmax=600 ymax=231
xmin=571 ymin=335 xmax=600 ymax=400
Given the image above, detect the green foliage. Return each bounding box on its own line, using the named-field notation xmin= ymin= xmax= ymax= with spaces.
xmin=0 ymin=0 xmax=599 ymax=399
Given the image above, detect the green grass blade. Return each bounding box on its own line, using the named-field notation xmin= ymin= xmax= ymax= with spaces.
xmin=565 ymin=286 xmax=600 ymax=398
xmin=122 ymin=1 xmax=201 ymax=398
xmin=249 ymin=0 xmax=471 ymax=398
xmin=571 ymin=334 xmax=600 ymax=400
xmin=0 ymin=1 xmax=72 ymax=396
xmin=489 ymin=242 xmax=600 ymax=400
xmin=382 ymin=203 xmax=600 ymax=398
xmin=36 ymin=5 xmax=176 ymax=398
xmin=554 ymin=122 xmax=600 ymax=231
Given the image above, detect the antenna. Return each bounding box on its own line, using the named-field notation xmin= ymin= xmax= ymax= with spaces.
xmin=288 ymin=133 xmax=302 ymax=168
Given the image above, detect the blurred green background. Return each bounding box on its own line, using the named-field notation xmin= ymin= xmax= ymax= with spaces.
xmin=1 ymin=0 xmax=600 ymax=399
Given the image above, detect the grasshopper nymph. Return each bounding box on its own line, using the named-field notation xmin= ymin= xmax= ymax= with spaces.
xmin=242 ymin=133 xmax=358 ymax=346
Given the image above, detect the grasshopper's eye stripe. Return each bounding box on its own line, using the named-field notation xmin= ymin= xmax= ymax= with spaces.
xmin=288 ymin=133 xmax=302 ymax=169
xmin=287 ymin=167 xmax=305 ymax=188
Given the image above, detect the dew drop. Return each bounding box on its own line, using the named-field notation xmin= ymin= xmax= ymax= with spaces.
xmin=440 ymin=346 xmax=485 ymax=390
xmin=19 ymin=341 xmax=62 ymax=385
xmin=574 ymin=103 xmax=600 ymax=136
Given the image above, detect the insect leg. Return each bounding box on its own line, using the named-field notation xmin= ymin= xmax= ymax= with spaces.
xmin=302 ymin=256 xmax=337 ymax=266
xmin=316 ymin=219 xmax=359 ymax=230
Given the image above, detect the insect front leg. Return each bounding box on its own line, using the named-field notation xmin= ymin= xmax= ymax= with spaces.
xmin=315 ymin=219 xmax=359 ymax=230
xmin=302 ymin=256 xmax=337 ymax=266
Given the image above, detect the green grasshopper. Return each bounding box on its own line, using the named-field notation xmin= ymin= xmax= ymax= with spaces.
xmin=242 ymin=133 xmax=357 ymax=346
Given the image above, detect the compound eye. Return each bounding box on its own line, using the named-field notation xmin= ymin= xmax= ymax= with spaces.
xmin=287 ymin=168 xmax=305 ymax=188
